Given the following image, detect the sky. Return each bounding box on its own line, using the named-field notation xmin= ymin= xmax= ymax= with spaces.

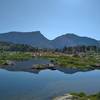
xmin=0 ymin=0 xmax=100 ymax=40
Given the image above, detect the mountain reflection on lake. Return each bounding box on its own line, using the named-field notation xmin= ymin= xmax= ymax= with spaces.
xmin=0 ymin=58 xmax=100 ymax=100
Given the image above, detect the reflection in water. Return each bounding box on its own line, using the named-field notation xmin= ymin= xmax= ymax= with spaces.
xmin=0 ymin=59 xmax=100 ymax=100
xmin=0 ymin=58 xmax=51 ymax=74
xmin=0 ymin=58 xmax=93 ymax=74
xmin=0 ymin=68 xmax=100 ymax=100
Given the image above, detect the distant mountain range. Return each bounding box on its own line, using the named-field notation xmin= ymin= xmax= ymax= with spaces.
xmin=0 ymin=31 xmax=99 ymax=49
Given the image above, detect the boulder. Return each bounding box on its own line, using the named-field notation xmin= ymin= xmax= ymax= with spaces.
xmin=53 ymin=94 xmax=73 ymax=100
xmin=32 ymin=63 xmax=55 ymax=70
xmin=4 ymin=60 xmax=15 ymax=66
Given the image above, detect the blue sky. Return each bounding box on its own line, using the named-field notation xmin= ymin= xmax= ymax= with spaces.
xmin=0 ymin=0 xmax=100 ymax=40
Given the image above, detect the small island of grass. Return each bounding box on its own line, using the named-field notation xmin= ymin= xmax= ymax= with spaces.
xmin=0 ymin=51 xmax=33 ymax=65
xmin=40 ymin=51 xmax=100 ymax=71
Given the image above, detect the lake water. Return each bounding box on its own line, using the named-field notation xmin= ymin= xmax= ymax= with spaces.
xmin=0 ymin=59 xmax=100 ymax=100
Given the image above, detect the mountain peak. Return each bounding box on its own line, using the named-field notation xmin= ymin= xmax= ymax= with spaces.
xmin=32 ymin=31 xmax=41 ymax=33
xmin=64 ymin=33 xmax=79 ymax=37
xmin=0 ymin=31 xmax=53 ymax=48
xmin=0 ymin=31 xmax=99 ymax=49
xmin=7 ymin=31 xmax=41 ymax=34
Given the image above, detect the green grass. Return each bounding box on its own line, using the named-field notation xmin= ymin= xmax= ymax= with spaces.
xmin=71 ymin=92 xmax=100 ymax=100
xmin=1 ymin=51 xmax=100 ymax=70
xmin=0 ymin=51 xmax=33 ymax=65
xmin=41 ymin=53 xmax=100 ymax=70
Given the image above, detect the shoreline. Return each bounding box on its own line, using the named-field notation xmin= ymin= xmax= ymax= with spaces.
xmin=53 ymin=92 xmax=100 ymax=100
xmin=0 ymin=51 xmax=100 ymax=71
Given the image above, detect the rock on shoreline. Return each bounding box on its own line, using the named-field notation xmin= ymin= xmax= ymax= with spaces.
xmin=53 ymin=94 xmax=74 ymax=100
xmin=32 ymin=63 xmax=55 ymax=70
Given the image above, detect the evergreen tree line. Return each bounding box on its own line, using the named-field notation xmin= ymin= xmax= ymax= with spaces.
xmin=0 ymin=41 xmax=100 ymax=53
xmin=61 ymin=45 xmax=100 ymax=54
